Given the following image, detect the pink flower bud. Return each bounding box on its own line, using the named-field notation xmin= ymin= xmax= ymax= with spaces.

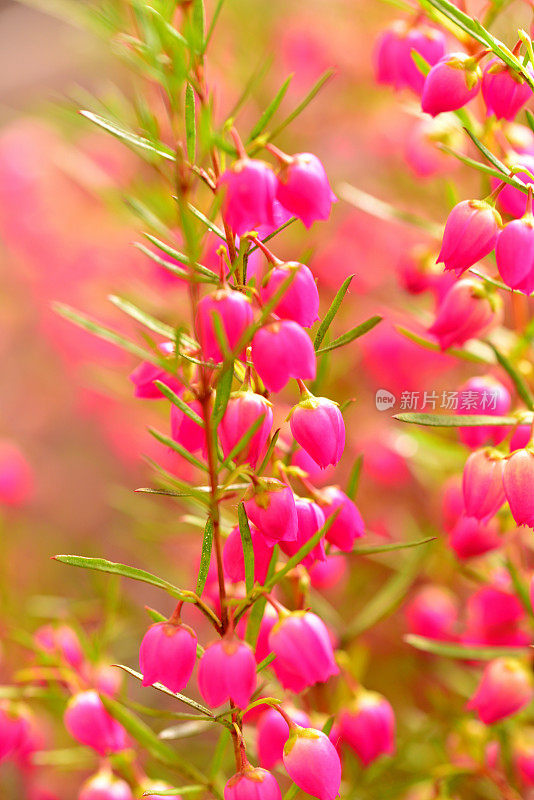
xmin=290 ymin=397 xmax=345 ymax=469
xmin=448 ymin=515 xmax=501 ymax=560
xmin=465 ymin=584 xmax=527 ymax=647
xmin=374 ymin=22 xmax=446 ymax=93
xmin=244 ymin=479 xmax=298 ymax=545
xmin=457 ymin=377 xmax=511 ymax=448
xmin=129 ymin=342 xmax=182 ymax=399
xmin=197 ymin=636 xmax=256 ymax=709
xmin=441 ymin=475 xmax=465 ymax=533
xmin=309 ymin=554 xmax=348 ymax=589
xmin=405 ymin=586 xmax=458 ymax=641
xmin=34 ymin=624 xmax=84 ymax=669
xmin=224 ymin=767 xmax=281 ymax=800
xmin=283 ymin=726 xmax=342 ymax=800
xmin=223 ymin=524 xmax=274 ymax=585
xmin=503 ymin=448 xmax=534 ymax=529
xmin=482 ymin=59 xmax=533 ymax=121
xmin=79 ymin=771 xmax=133 ymax=800
xmin=276 ymin=153 xmax=336 ymax=229
xmin=0 ymin=703 xmax=26 ymax=762
xmin=428 ymin=279 xmax=501 ymax=350
xmin=268 ymin=611 xmax=339 ymax=689
xmin=280 ymin=498 xmax=326 ymax=568
xmin=462 ymin=449 xmax=506 ymax=521
xmin=339 ymin=691 xmax=395 ymax=766
xmin=220 ymin=392 xmax=273 ymax=469
xmin=0 ymin=441 xmax=33 ymax=507
xmin=219 ymin=159 xmax=277 ymax=236
xmin=496 ymin=213 xmax=534 ymax=295
xmin=171 ymin=400 xmax=206 ymax=454
xmin=437 ymin=200 xmax=501 ymax=276
xmin=318 ymin=486 xmax=364 ymax=552
xmin=260 ymin=262 xmax=319 ymax=328
xmin=421 ymin=53 xmax=482 ymax=117
xmin=467 ymin=658 xmax=533 ymax=724
xmin=252 ymin=320 xmax=316 ymax=393
xmin=493 ymin=152 xmax=534 ymax=217
xmin=139 ymin=620 xmax=198 ymax=694
xmin=257 ymin=707 xmax=312 ymax=769
xmin=64 ymin=690 xmax=127 ymax=755
xmin=197 ymin=288 xmax=253 ymax=363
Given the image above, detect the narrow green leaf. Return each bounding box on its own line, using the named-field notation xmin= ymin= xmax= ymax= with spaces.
xmin=54 ymin=303 xmax=156 ymax=363
xmin=338 ymin=183 xmax=442 ymax=237
xmin=346 ymin=454 xmax=363 ymax=500
xmin=346 ymin=537 xmax=436 ymax=556
xmin=116 ymin=665 xmax=214 ymax=716
xmin=212 ymin=365 xmax=234 ymax=427
xmin=256 ymin=653 xmax=276 ymax=673
xmin=463 ymin=126 xmax=508 ymax=174
xmin=53 ymin=555 xmax=187 ymax=601
xmin=488 ymin=343 xmax=534 ymax=410
xmin=108 ymin=295 xmax=175 ymax=339
xmin=141 ymin=235 xmax=218 ymax=281
xmin=410 ymin=49 xmax=430 ymax=77
xmin=263 ymin=69 xmax=335 ymax=144
xmin=192 ymin=0 xmax=205 ymax=46
xmin=143 ymin=786 xmax=205 ymax=797
xmin=154 ymin=382 xmax=204 ymax=426
xmin=248 ymin=75 xmax=293 ymax=141
xmin=394 ymin=412 xmax=524 ymax=427
xmin=283 ymin=784 xmax=300 ymax=800
xmin=187 ymin=203 xmax=226 ymax=241
xmin=203 ymin=0 xmax=226 ymax=52
xmin=314 ymin=274 xmax=355 ymax=350
xmin=396 ymin=325 xmax=493 ymax=365
xmin=440 ymin=144 xmax=528 ymax=193
xmin=257 ymin=429 xmax=280 ymax=476
xmin=158 ymin=721 xmax=212 ymax=740
xmin=322 ymin=716 xmax=335 ymax=736
xmin=246 ymin=595 xmax=267 ymax=648
xmin=185 ymin=84 xmax=196 ymax=162
xmin=145 ymin=606 xmax=166 ymax=623
xmin=148 ymin=428 xmax=209 ymax=473
xmin=221 ymin=414 xmax=266 ymax=470
xmin=196 ymin=519 xmax=213 ymax=597
xmin=527 ymin=109 xmax=534 ymax=135
xmin=316 ymin=316 xmax=382 ymax=354
xmin=405 ymin=634 xmax=530 ymax=661
xmin=238 ymin=504 xmax=255 ymax=594
xmin=80 ymin=111 xmax=175 ymax=161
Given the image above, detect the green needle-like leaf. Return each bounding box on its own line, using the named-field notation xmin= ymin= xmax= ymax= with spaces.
xmin=314 ymin=274 xmax=355 ymax=350
xmin=196 ymin=519 xmax=214 ymax=597
xmin=238 ymin=503 xmax=255 ymax=594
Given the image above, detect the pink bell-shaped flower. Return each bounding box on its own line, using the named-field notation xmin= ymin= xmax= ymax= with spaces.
xmin=464 ymin=584 xmax=528 ymax=648
xmin=252 ymin=320 xmax=316 ymax=393
xmin=171 ymin=399 xmax=206 ymax=454
xmin=260 ymin=262 xmax=319 ymax=328
xmin=197 ymin=636 xmax=256 ymax=709
xmin=220 ymin=392 xmax=273 ymax=469
xmin=374 ymin=21 xmax=446 ymax=94
xmin=129 ymin=341 xmax=182 ymax=399
xmin=437 ymin=199 xmax=501 ymax=275
xmin=289 ymin=394 xmax=345 ymax=469
xmin=0 ymin=703 xmax=26 ymax=763
xmin=482 ymin=59 xmax=533 ymax=121
xmin=34 ymin=624 xmax=84 ymax=669
xmin=0 ymin=441 xmax=33 ymax=507
xmin=223 ymin=523 xmax=274 ymax=585
xmin=244 ymin=479 xmax=298 ymax=545
xmin=257 ymin=706 xmax=312 ymax=769
xmin=421 ymin=52 xmax=482 ymax=116
xmin=276 ymin=152 xmax=336 ymax=228
xmin=405 ymin=586 xmax=458 ymax=641
xmin=493 ymin=152 xmax=534 ymax=218
xmin=79 ymin=770 xmax=133 ymax=800
xmin=196 ymin=288 xmax=253 ymax=363
xmin=318 ymin=486 xmax=364 ymax=552
xmin=139 ymin=618 xmax=198 ymax=694
xmin=268 ymin=611 xmax=339 ymax=689
xmin=283 ymin=725 xmax=342 ymax=800
xmin=224 ymin=766 xmax=281 ymax=800
xmin=219 ymin=159 xmax=277 ymax=236
xmin=503 ymin=448 xmax=534 ymax=529
xmin=280 ymin=498 xmax=326 ymax=568
xmin=496 ymin=208 xmax=534 ymax=295
xmin=309 ymin=555 xmax=348 ymax=589
xmin=441 ymin=475 xmax=465 ymax=533
xmin=428 ymin=278 xmax=501 ymax=350
xmin=64 ymin=690 xmax=127 ymax=756
xmin=339 ymin=690 xmax=396 ymax=767
xmin=467 ymin=658 xmax=533 ymax=724
xmin=457 ymin=376 xmax=511 ymax=448
xmin=462 ymin=449 xmax=506 ymax=521
xmin=448 ymin=515 xmax=501 ymax=560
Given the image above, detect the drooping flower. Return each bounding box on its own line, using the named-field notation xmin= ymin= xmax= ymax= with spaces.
xmin=374 ymin=21 xmax=446 ymax=94
xmin=197 ymin=636 xmax=256 ymax=709
xmin=139 ymin=619 xmax=198 ymax=694
xmin=129 ymin=341 xmax=182 ymax=399
xmin=457 ymin=376 xmax=511 ymax=448
xmin=437 ymin=199 xmax=501 ymax=275
xmin=482 ymin=59 xmax=533 ymax=121
xmin=276 ymin=153 xmax=336 ymax=228
xmin=260 ymin=262 xmax=319 ymax=328
xmin=244 ymin=479 xmax=298 ymax=545
xmin=339 ymin=691 xmax=395 ymax=767
xmin=462 ymin=449 xmax=506 ymax=521
xmin=252 ymin=320 xmax=316 ymax=393
xmin=428 ymin=278 xmax=502 ymax=350
xmin=405 ymin=585 xmax=458 ymax=641
xmin=79 ymin=770 xmax=133 ymax=800
xmin=33 ymin=624 xmax=84 ymax=669
xmin=280 ymin=497 xmax=327 ymax=568
xmin=318 ymin=485 xmax=364 ymax=552
xmin=64 ymin=690 xmax=127 ymax=755
xmin=196 ymin=288 xmax=253 ymax=363
xmin=257 ymin=706 xmax=312 ymax=769
xmin=467 ymin=658 xmax=533 ymax=724
xmin=503 ymin=448 xmax=534 ymax=529
xmin=268 ymin=611 xmax=338 ymax=689
xmin=223 ymin=523 xmax=274 ymax=585
xmin=448 ymin=515 xmax=501 ymax=560
xmin=289 ymin=395 xmax=345 ymax=469
xmin=224 ymin=766 xmax=281 ymax=800
xmin=283 ymin=726 xmax=342 ymax=800
xmin=219 ymin=159 xmax=278 ymax=236
xmin=171 ymin=399 xmax=206 ymax=454
xmin=219 ymin=392 xmax=273 ymax=469
xmin=496 ymin=209 xmax=534 ymax=295
xmin=421 ymin=52 xmax=482 ymax=116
